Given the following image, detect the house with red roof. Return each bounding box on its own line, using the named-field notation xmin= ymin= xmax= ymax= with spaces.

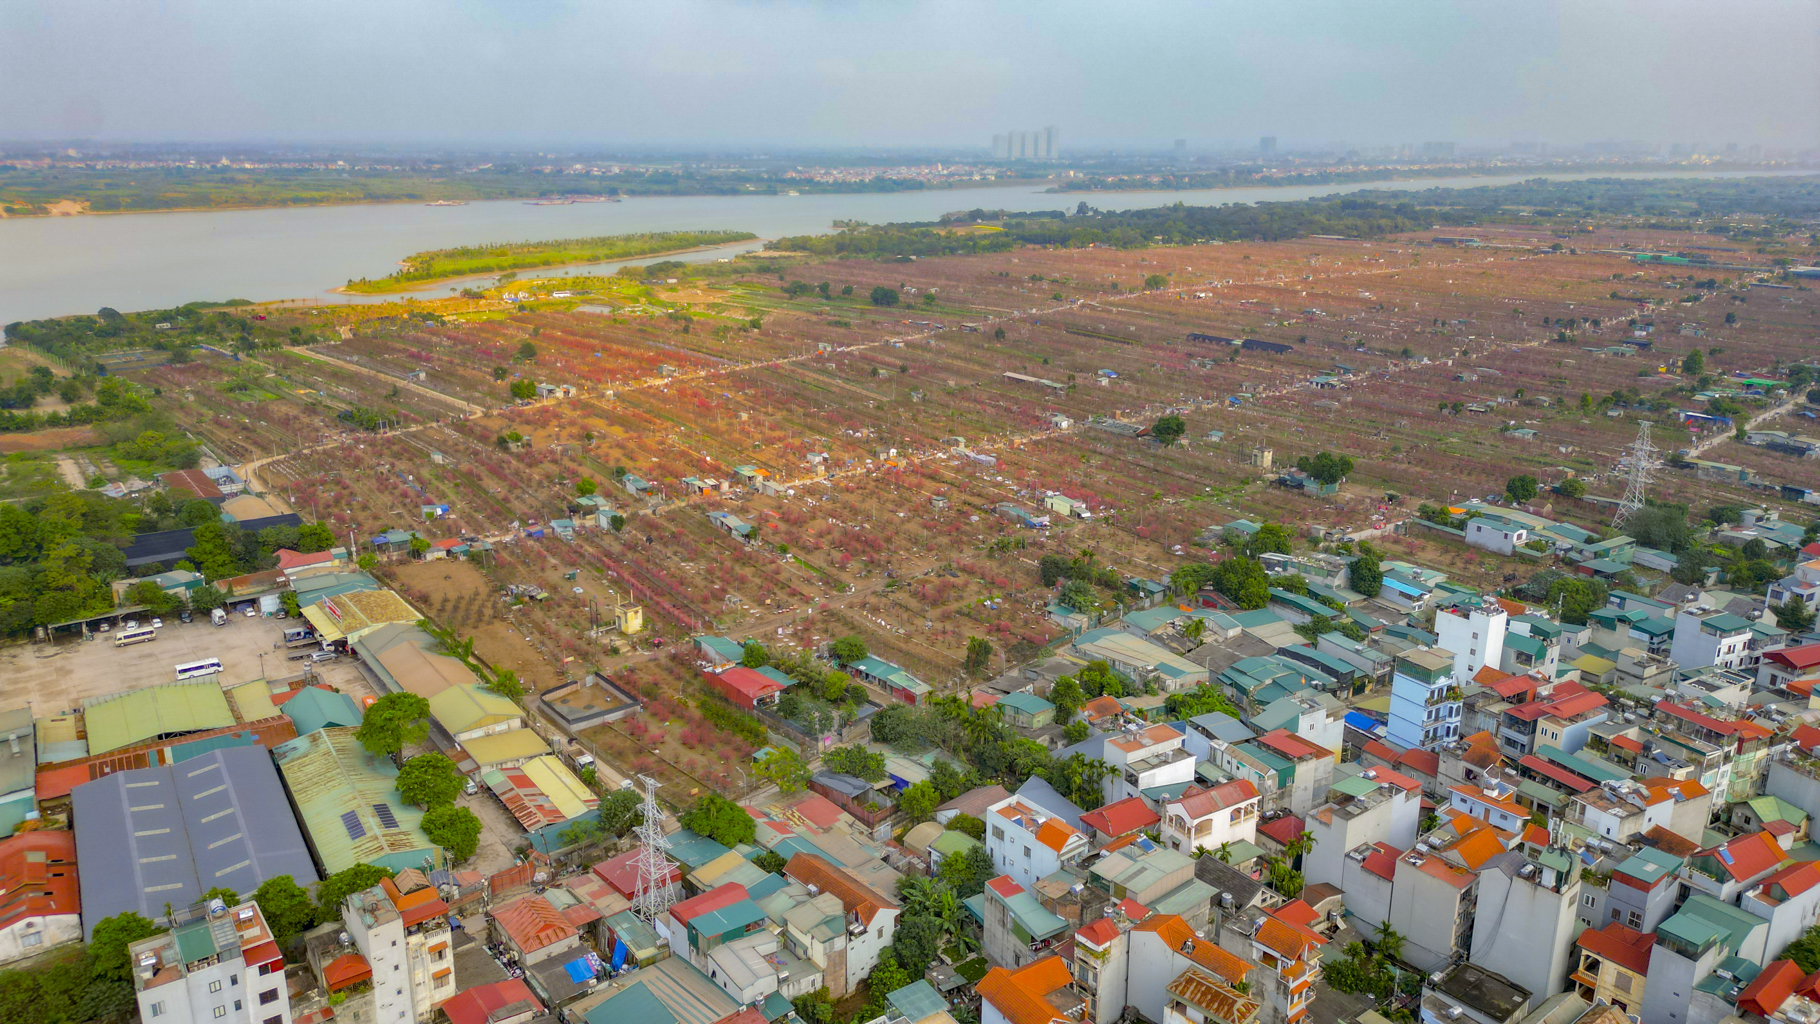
xmin=1253 ymin=729 xmax=1336 ymax=816
xmin=1449 ymin=778 xmax=1530 ymax=833
xmin=702 ymin=666 xmax=786 ymax=709
xmin=1572 ymin=922 xmax=1655 ymax=1014
xmin=0 ymin=830 xmax=79 ymax=966
xmin=1686 ymin=831 xmax=1790 ymax=903
xmin=592 ymin=846 xmax=682 ymax=901
xmin=1256 ymin=813 xmax=1306 ymax=860
xmin=1078 ymin=796 xmax=1160 ymax=846
xmin=1760 ymin=644 xmax=1820 ymax=693
xmin=442 ymin=979 xmax=543 ymax=1024
xmin=1161 ymin=779 xmax=1260 ymax=856
xmin=1737 ymin=959 xmax=1811 ymax=1019
xmin=1741 ymin=860 xmax=1820 ymax=959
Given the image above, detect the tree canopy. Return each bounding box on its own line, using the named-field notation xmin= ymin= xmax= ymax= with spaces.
xmin=356 ymin=692 xmax=431 ymax=758
xmin=1151 ymin=414 xmax=1185 ymax=447
xmin=422 ymin=805 xmax=483 ymax=861
xmin=680 ymin=793 xmax=757 ymax=847
xmin=1295 ymin=451 xmax=1354 ymax=485
xmin=395 ymin=752 xmax=465 ymax=807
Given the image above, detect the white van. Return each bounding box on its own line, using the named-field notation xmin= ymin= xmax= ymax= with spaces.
xmin=309 ymin=651 xmax=337 ymax=663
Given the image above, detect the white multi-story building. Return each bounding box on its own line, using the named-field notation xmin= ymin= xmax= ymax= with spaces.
xmin=1304 ymin=768 xmax=1422 ymax=891
xmin=985 ymin=795 xmax=1089 ymax=889
xmin=1768 ymin=559 xmax=1820 ymax=610
xmin=131 ymin=900 xmax=291 ymax=1024
xmin=1434 ymin=599 xmax=1507 ymax=683
xmin=1668 ymin=609 xmax=1755 ymax=672
xmin=1161 ymin=779 xmax=1261 ymax=856
xmin=1101 ymin=723 xmax=1196 ymax=807
xmin=1386 ymin=648 xmax=1462 ymax=750
xmin=341 ymin=877 xmax=457 ymax=1022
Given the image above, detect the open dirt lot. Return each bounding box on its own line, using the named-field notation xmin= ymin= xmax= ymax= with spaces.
xmin=0 ymin=613 xmax=304 ymax=717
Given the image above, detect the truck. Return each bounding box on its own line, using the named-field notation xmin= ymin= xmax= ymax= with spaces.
xmin=210 ymin=607 xmax=228 ymax=626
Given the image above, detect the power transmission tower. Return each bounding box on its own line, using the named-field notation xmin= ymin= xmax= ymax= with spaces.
xmin=1611 ymin=420 xmax=1658 ymax=530
xmin=631 ymin=775 xmax=676 ymax=924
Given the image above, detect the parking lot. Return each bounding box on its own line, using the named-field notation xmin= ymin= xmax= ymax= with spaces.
xmin=0 ymin=612 xmax=314 ymax=717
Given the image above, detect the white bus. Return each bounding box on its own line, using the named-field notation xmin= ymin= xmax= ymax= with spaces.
xmin=174 ymin=657 xmax=224 ymax=680
xmin=113 ymin=626 xmax=157 ymax=648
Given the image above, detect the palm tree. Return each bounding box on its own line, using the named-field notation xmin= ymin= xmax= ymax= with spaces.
xmin=1284 ymin=830 xmax=1315 ymax=865
xmin=1184 ymin=617 xmax=1207 ymax=645
xmin=1216 ymin=841 xmax=1234 ymax=863
xmin=1374 ymin=924 xmax=1407 ymax=964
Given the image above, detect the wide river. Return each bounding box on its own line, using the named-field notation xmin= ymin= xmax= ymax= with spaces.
xmin=0 ymin=169 xmax=1803 ymax=323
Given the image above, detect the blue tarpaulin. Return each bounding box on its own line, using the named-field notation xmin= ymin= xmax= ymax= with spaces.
xmin=1345 ymin=710 xmax=1382 ymax=733
xmin=611 ymin=938 xmax=628 ymax=971
xmin=564 ymin=957 xmax=595 ymax=984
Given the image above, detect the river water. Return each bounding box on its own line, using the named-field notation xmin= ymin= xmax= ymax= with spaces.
xmin=0 ymin=169 xmax=1801 ymax=323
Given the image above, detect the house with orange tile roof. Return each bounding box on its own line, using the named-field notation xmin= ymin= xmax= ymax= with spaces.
xmin=1571 ymin=922 xmax=1655 ymax=1014
xmin=492 ymin=893 xmax=583 ymax=966
xmin=985 ymin=795 xmax=1090 ymax=889
xmin=1448 ymin=778 xmax=1530 ymax=833
xmin=1567 ymin=779 xmax=1676 ymax=844
xmin=1068 ymin=912 xmax=1254 ymax=1024
xmin=1078 ymin=796 xmax=1161 ymax=847
xmin=1219 ymin=900 xmax=1325 ymax=1024
xmin=1161 ymin=779 xmax=1260 ymax=856
xmin=979 ymin=955 xmax=1083 ymax=1024
xmin=1737 ymin=959 xmax=1812 ymax=1020
xmin=337 ymin=875 xmax=457 ymax=1021
xmin=782 ymin=854 xmax=898 ymax=996
xmin=0 ymin=830 xmax=79 ymax=966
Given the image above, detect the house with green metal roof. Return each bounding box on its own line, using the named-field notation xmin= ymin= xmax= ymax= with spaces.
xmin=983 ymin=876 xmax=1070 ymax=968
xmin=849 ymin=656 xmax=933 ymax=705
xmin=80 ymin=680 xmax=237 ymax=756
xmin=270 ymin=725 xmax=442 ymax=876
xmin=1735 ymin=795 xmax=1808 ymax=836
xmin=281 ymin=686 xmax=364 ymax=735
xmin=887 ymin=980 xmax=950 ymax=1024
xmin=929 ymin=829 xmax=983 ymax=871
xmin=1266 ymin=588 xmax=1332 ymax=625
xmin=694 ymin=635 xmax=747 ymax=667
xmin=997 ymin=691 xmax=1055 ymax=730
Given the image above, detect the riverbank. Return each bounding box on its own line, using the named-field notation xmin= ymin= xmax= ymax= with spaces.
xmin=336 ymin=230 xmax=758 ymax=294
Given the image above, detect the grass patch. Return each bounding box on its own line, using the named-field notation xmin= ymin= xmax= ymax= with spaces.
xmin=344 ymin=230 xmax=757 ymax=293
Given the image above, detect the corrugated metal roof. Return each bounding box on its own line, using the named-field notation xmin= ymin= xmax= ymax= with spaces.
xmin=462 ymin=729 xmax=551 ymax=768
xmin=81 ymin=680 xmax=237 ymax=755
xmin=271 ymin=727 xmax=438 ymax=875
xmin=428 ymin=684 xmax=521 ymax=735
xmin=228 ymin=681 xmax=280 ymax=723
xmin=282 ymin=687 xmax=365 ymax=735
xmin=70 ymin=745 xmax=317 ymax=936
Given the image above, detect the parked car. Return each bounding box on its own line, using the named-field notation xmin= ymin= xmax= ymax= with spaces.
xmin=123 ymin=619 xmax=138 ymax=629
xmin=179 ymin=609 xmax=192 ymax=623
xmin=151 ymin=618 xmax=163 ymax=629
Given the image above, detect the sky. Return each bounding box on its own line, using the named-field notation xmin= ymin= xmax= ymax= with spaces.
xmin=3 ymin=0 xmax=1816 ymax=151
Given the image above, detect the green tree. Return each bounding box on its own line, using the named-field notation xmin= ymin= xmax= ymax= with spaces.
xmin=422 ymin=805 xmax=483 ymax=861
xmin=509 ymin=379 xmax=536 ymax=400
xmin=1557 ymin=477 xmax=1587 ymax=499
xmin=947 ymin=813 xmax=986 ymax=841
xmin=1164 ymin=684 xmax=1242 ymax=720
xmin=395 ymin=753 xmax=465 ymax=807
xmin=870 ymin=286 xmax=900 ymax=307
xmin=1246 ymin=522 xmax=1296 ymax=557
xmin=1505 ymin=475 xmax=1539 ymax=503
xmin=184 ymin=520 xmax=244 ymax=581
xmin=201 ymin=886 xmax=240 ymax=907
xmin=965 ymin=636 xmax=994 ymax=676
xmin=609 ymin=513 xmax=626 ymax=532
xmin=793 ymin=989 xmax=836 ymax=1024
xmin=357 ymin=553 xmax=379 ymax=572
xmin=250 ymin=875 xmax=316 ymax=946
xmin=356 ymin=692 xmax=431 ymax=758
xmin=486 ymin=668 xmax=526 ymax=703
xmin=576 ymin=478 xmax=598 ymax=497
xmin=823 ymin=745 xmax=886 ymax=782
xmin=596 ymin=789 xmax=645 ymax=836
xmin=493 ymin=366 xmax=508 ymax=381
xmin=1681 ymin=349 xmax=1705 ymax=375
xmin=1151 ymin=414 xmax=1186 ymax=446
xmin=1349 ymin=549 xmax=1383 ymax=598
xmin=898 ymin=781 xmax=939 ymax=823
xmin=1048 ymin=676 xmax=1084 ymax=720
xmin=754 ymin=747 xmax=811 ymax=794
xmin=680 ymin=793 xmax=757 ymax=846
xmin=1546 ymin=576 xmax=1609 ymax=626
xmin=1295 ymin=451 xmax=1354 ymax=486
xmin=830 ymin=634 xmax=868 ymax=664
xmin=1057 ymin=579 xmax=1097 ymax=613
xmin=1671 ymin=548 xmax=1712 ymax=586
xmin=297 ymin=522 xmax=336 ymax=552
xmin=1775 ymin=600 xmax=1817 ymax=632
xmin=516 ymin=341 xmax=538 ymax=361
xmin=938 ymin=845 xmax=997 ymax=897
xmin=1143 ymin=273 xmax=1169 ymax=290
xmin=1063 ymin=720 xmax=1090 ymax=743
xmin=740 ymin=641 xmax=772 ymax=668
xmin=753 ymin=850 xmax=787 ymax=875
xmin=315 ymin=863 xmax=394 ymax=920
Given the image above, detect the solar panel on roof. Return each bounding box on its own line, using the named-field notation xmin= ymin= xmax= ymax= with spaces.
xmin=372 ymin=803 xmax=399 ymax=830
xmin=342 ymin=810 xmax=367 ymax=840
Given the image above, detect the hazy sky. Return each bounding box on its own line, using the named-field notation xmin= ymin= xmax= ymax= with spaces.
xmin=4 ymin=0 xmax=1816 ymax=150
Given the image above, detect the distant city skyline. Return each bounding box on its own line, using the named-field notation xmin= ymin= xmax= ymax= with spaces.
xmin=1 ymin=0 xmax=1814 ymax=149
